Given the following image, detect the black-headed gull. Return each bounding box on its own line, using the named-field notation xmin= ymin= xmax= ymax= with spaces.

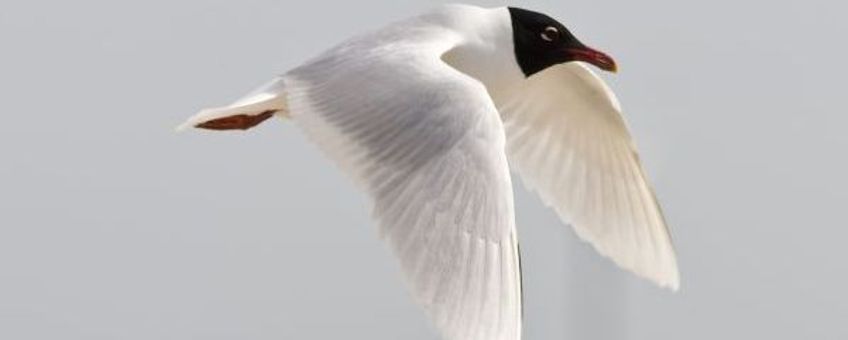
xmin=180 ymin=4 xmax=678 ymax=340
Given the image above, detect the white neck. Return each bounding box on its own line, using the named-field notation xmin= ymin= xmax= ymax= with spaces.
xmin=438 ymin=6 xmax=525 ymax=101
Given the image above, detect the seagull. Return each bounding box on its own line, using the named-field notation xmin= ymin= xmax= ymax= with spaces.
xmin=180 ymin=4 xmax=678 ymax=340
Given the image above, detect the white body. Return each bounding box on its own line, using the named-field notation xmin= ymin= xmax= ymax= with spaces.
xmin=182 ymin=5 xmax=679 ymax=340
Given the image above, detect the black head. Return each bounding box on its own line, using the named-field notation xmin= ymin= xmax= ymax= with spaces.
xmin=508 ymin=7 xmax=617 ymax=77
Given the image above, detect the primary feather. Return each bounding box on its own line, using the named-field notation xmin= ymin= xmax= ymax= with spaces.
xmin=495 ymin=63 xmax=679 ymax=290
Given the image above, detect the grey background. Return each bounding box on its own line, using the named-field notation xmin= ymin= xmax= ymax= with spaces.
xmin=1 ymin=0 xmax=845 ymax=339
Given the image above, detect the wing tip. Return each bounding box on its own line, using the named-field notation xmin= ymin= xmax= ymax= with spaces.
xmin=638 ymin=255 xmax=681 ymax=292
xmin=568 ymin=221 xmax=681 ymax=292
xmin=653 ymin=268 xmax=681 ymax=292
xmin=615 ymin=253 xmax=681 ymax=292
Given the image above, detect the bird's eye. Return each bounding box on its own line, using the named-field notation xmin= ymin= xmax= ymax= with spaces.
xmin=540 ymin=26 xmax=560 ymax=42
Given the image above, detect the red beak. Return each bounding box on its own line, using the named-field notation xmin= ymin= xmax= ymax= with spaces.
xmin=567 ymin=46 xmax=618 ymax=73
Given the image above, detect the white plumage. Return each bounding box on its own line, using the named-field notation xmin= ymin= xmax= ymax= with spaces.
xmin=497 ymin=63 xmax=679 ymax=289
xmin=181 ymin=4 xmax=678 ymax=340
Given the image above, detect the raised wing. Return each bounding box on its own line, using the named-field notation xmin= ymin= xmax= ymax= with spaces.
xmin=496 ymin=63 xmax=679 ymax=290
xmin=282 ymin=28 xmax=522 ymax=340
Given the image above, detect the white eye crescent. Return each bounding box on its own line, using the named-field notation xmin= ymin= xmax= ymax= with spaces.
xmin=541 ymin=26 xmax=559 ymax=42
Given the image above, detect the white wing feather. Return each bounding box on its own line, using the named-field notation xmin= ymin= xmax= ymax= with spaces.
xmin=282 ymin=22 xmax=522 ymax=340
xmin=496 ymin=63 xmax=679 ymax=290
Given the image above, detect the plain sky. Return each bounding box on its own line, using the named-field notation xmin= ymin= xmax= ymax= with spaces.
xmin=1 ymin=0 xmax=846 ymax=339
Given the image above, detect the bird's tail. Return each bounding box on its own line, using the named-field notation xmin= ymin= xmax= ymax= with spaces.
xmin=177 ymin=77 xmax=288 ymax=131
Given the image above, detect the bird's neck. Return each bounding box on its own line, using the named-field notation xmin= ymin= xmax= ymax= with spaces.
xmin=439 ymin=7 xmax=526 ymax=101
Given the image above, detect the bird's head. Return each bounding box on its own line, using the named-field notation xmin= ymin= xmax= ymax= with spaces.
xmin=508 ymin=7 xmax=617 ymax=77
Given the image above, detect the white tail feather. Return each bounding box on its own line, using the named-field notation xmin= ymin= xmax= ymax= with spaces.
xmin=177 ymin=77 xmax=287 ymax=131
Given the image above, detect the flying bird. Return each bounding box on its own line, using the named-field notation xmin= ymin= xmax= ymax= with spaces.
xmin=180 ymin=4 xmax=678 ymax=340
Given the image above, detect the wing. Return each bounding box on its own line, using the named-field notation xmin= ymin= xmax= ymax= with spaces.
xmin=282 ymin=28 xmax=522 ymax=340
xmin=495 ymin=63 xmax=679 ymax=290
